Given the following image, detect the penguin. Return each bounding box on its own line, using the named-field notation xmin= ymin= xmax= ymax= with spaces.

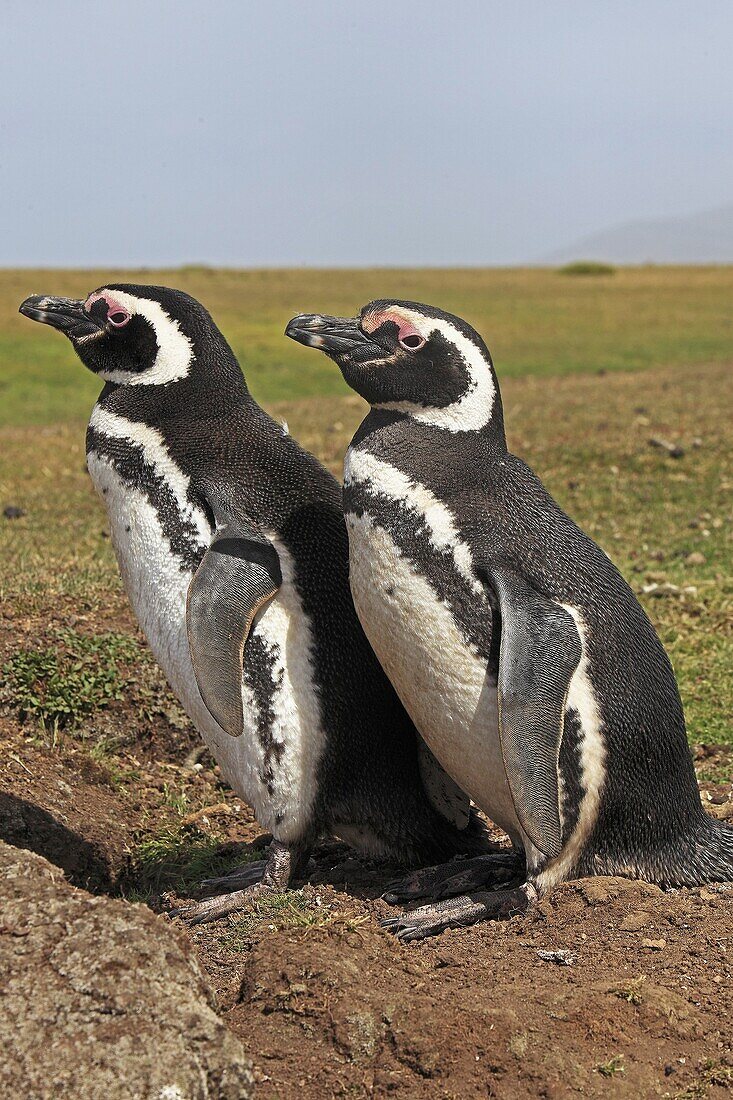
xmin=286 ymin=300 xmax=733 ymax=941
xmin=19 ymin=286 xmax=489 ymax=924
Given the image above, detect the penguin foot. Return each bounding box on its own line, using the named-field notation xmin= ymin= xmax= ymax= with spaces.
xmin=199 ymin=860 xmax=268 ymax=895
xmin=169 ymin=881 xmax=278 ymax=926
xmin=381 ymin=884 xmax=531 ymax=943
xmin=382 ymin=850 xmax=524 ymax=904
xmin=168 ymin=838 xmax=311 ymax=926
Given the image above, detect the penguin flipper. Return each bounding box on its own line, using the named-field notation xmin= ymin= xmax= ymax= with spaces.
xmin=186 ymin=519 xmax=282 ymax=737
xmin=484 ymin=565 xmax=582 ymax=859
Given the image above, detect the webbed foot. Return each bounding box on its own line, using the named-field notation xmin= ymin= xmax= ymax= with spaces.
xmin=381 ymin=883 xmax=532 ymax=942
xmin=169 ymin=838 xmax=309 ymax=926
xmin=383 ymin=850 xmax=524 ymax=904
xmin=169 ymin=880 xmax=277 ymax=925
xmin=198 ymin=859 xmax=269 ymax=894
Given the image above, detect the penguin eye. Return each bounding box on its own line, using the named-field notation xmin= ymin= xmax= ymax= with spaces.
xmin=399 ymin=333 xmax=426 ymax=351
xmin=108 ymin=310 xmax=131 ymax=328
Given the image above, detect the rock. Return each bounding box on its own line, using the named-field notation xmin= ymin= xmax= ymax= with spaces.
xmin=535 ymin=949 xmax=576 ymax=965
xmin=685 ymin=551 xmax=706 ymax=566
xmin=648 ymin=437 xmax=685 ymax=459
xmin=0 ymin=841 xmax=253 ymax=1099
xmin=3 ymin=506 xmax=25 ymax=519
xmin=620 ymin=910 xmax=654 ymax=932
xmin=641 ymin=938 xmax=666 ymax=950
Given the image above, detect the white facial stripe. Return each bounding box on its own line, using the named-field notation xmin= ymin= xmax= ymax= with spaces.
xmin=93 ymin=289 xmax=194 ymax=386
xmin=536 ymin=605 xmax=606 ymax=890
xmin=370 ymin=307 xmax=496 ymax=432
xmin=88 ymin=406 xmax=211 ymax=544
xmin=344 ymin=447 xmax=485 ymax=597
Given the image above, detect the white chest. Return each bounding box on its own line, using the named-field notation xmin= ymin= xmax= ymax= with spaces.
xmin=86 ymin=414 xmax=325 ymax=842
xmin=344 ymin=448 xmax=521 ymax=842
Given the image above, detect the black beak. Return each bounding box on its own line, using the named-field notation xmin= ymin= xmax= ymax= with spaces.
xmin=19 ymin=295 xmax=103 ymax=341
xmin=285 ymin=313 xmax=381 ymax=358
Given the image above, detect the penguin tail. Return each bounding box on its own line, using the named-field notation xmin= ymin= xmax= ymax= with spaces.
xmin=692 ymin=815 xmax=733 ymax=883
xmin=646 ymin=814 xmax=733 ymax=888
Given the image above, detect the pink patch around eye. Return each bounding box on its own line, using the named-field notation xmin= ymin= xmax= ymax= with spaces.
xmin=365 ymin=310 xmax=425 ymax=346
xmin=395 ymin=320 xmax=424 ymax=344
xmin=85 ymin=291 xmax=130 ymax=325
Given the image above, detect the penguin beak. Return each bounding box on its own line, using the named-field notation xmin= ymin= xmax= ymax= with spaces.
xmin=19 ymin=295 xmax=103 ymax=341
xmin=285 ymin=314 xmax=382 ymax=359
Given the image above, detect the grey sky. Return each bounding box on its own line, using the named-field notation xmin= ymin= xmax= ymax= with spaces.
xmin=2 ymin=0 xmax=731 ymax=266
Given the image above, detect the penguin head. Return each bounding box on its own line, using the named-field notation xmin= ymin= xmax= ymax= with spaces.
xmin=286 ymin=300 xmax=502 ymax=433
xmin=19 ymin=285 xmax=239 ymax=390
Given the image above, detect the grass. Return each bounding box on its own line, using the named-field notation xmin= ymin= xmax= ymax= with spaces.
xmin=221 ymin=890 xmax=335 ymax=947
xmin=127 ymin=823 xmax=265 ymax=896
xmin=1 ymin=629 xmax=141 ymax=734
xmin=597 ymin=1055 xmax=625 ymax=1078
xmin=611 ymin=977 xmax=646 ymax=1006
xmin=0 ymin=266 xmax=732 ymax=749
xmin=3 ymin=265 xmax=733 ymax=424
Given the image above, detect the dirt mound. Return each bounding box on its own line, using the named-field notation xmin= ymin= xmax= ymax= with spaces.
xmin=1 ymin=606 xmax=731 ymax=1099
xmin=219 ymin=876 xmax=732 ymax=1098
xmin=0 ymin=840 xmax=253 ymax=1100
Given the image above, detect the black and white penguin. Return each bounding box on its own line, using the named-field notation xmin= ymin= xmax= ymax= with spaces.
xmin=19 ymin=286 xmax=488 ymax=923
xmin=286 ymin=299 xmax=733 ymax=940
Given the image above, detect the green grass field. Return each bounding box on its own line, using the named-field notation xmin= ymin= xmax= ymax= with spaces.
xmin=1 ymin=266 xmax=732 ymax=748
xmin=2 ymin=265 xmax=733 ymax=424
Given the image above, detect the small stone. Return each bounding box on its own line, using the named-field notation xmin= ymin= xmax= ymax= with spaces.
xmin=620 ymin=911 xmax=653 ymax=932
xmin=686 ymin=551 xmax=706 ymax=566
xmin=648 ymin=437 xmax=685 ymax=458
xmin=641 ymin=938 xmax=666 ymax=950
xmin=535 ymin=949 xmax=576 ymax=965
xmin=3 ymin=506 xmax=25 ymax=519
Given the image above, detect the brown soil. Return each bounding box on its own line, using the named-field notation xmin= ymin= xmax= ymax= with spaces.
xmin=1 ymin=602 xmax=731 ymax=1099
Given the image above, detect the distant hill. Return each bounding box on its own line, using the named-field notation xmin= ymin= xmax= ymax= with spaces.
xmin=544 ymin=204 xmax=733 ymax=265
